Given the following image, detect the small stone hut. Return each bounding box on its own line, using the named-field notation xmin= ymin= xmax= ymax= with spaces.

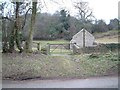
xmin=70 ymin=28 xmax=96 ymax=49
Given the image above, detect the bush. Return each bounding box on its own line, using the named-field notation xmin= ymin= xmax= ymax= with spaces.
xmin=105 ymin=43 xmax=120 ymax=51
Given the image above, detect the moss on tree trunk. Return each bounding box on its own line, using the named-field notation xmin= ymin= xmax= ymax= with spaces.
xmin=25 ymin=2 xmax=37 ymax=53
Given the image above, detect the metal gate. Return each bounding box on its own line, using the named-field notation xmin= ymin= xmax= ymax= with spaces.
xmin=47 ymin=43 xmax=72 ymax=55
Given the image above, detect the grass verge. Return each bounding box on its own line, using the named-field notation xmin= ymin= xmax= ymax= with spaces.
xmin=2 ymin=52 xmax=119 ymax=80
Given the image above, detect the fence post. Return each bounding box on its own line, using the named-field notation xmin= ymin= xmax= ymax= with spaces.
xmin=72 ymin=43 xmax=76 ymax=54
xmin=37 ymin=42 xmax=40 ymax=51
xmin=47 ymin=43 xmax=50 ymax=55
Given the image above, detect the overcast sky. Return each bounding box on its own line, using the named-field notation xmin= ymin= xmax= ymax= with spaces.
xmin=41 ymin=0 xmax=119 ymax=23
xmin=1 ymin=0 xmax=119 ymax=23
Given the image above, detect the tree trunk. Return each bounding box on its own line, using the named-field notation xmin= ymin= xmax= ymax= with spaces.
xmin=9 ymin=27 xmax=15 ymax=52
xmin=2 ymin=19 xmax=9 ymax=53
xmin=2 ymin=2 xmax=24 ymax=53
xmin=26 ymin=2 xmax=37 ymax=52
xmin=15 ymin=2 xmax=23 ymax=53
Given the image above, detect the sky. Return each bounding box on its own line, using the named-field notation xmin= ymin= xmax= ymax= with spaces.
xmin=1 ymin=0 xmax=119 ymax=23
xmin=40 ymin=0 xmax=119 ymax=24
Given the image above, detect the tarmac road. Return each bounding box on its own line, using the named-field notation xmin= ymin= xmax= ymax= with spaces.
xmin=2 ymin=76 xmax=118 ymax=88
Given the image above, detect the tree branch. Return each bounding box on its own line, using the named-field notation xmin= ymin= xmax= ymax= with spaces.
xmin=22 ymin=8 xmax=32 ymax=30
xmin=1 ymin=16 xmax=14 ymax=21
xmin=85 ymin=11 xmax=92 ymax=20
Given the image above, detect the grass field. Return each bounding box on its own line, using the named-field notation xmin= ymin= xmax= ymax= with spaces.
xmin=94 ymin=30 xmax=119 ymax=44
xmin=95 ymin=36 xmax=118 ymax=44
xmin=33 ymin=40 xmax=69 ymax=48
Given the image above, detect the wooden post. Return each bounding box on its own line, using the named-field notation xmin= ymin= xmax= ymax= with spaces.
xmin=72 ymin=43 xmax=76 ymax=54
xmin=47 ymin=43 xmax=50 ymax=55
xmin=37 ymin=42 xmax=40 ymax=51
xmin=83 ymin=28 xmax=85 ymax=48
xmin=83 ymin=28 xmax=85 ymax=53
xmin=61 ymin=45 xmax=62 ymax=53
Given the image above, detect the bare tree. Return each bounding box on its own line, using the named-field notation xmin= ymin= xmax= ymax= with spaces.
xmin=74 ymin=1 xmax=94 ymax=22
xmin=0 ymin=2 xmax=13 ymax=52
xmin=1 ymin=1 xmax=32 ymax=53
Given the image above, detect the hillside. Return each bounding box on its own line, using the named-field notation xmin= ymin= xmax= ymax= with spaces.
xmin=93 ymin=30 xmax=119 ymax=44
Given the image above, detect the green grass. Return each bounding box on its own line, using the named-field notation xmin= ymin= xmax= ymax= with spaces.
xmin=33 ymin=40 xmax=70 ymax=54
xmin=93 ymin=30 xmax=119 ymax=44
xmin=93 ymin=30 xmax=119 ymax=37
xmin=33 ymin=40 xmax=69 ymax=47
xmin=2 ymin=52 xmax=118 ymax=80
xmin=33 ymin=40 xmax=69 ymax=48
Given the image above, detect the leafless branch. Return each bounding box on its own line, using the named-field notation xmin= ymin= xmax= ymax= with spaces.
xmin=74 ymin=1 xmax=93 ymax=22
xmin=1 ymin=16 xmax=14 ymax=21
xmin=42 ymin=0 xmax=48 ymax=11
xmin=50 ymin=0 xmax=61 ymax=5
xmin=85 ymin=11 xmax=92 ymax=20
xmin=22 ymin=8 xmax=32 ymax=30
